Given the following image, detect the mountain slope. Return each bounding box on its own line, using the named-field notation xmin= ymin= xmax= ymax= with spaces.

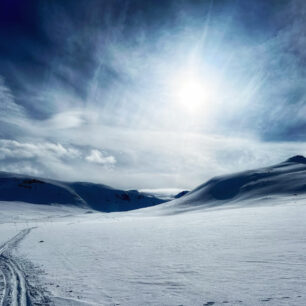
xmin=0 ymin=172 xmax=165 ymax=212
xmin=163 ymin=155 xmax=306 ymax=211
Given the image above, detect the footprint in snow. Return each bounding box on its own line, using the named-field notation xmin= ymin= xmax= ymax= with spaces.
xmin=261 ymin=298 xmax=272 ymax=302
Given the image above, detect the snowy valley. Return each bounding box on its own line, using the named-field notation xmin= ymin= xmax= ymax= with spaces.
xmin=1 ymin=156 xmax=306 ymax=305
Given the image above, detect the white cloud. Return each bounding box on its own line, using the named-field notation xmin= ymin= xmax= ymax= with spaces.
xmin=85 ymin=149 xmax=116 ymax=165
xmin=44 ymin=111 xmax=85 ymax=130
xmin=0 ymin=162 xmax=42 ymax=176
xmin=0 ymin=139 xmax=80 ymax=161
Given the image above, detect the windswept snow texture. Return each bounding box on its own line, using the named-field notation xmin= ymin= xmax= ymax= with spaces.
xmin=0 ymin=198 xmax=306 ymax=305
xmin=166 ymin=156 xmax=306 ymax=211
xmin=0 ymin=172 xmax=165 ymax=212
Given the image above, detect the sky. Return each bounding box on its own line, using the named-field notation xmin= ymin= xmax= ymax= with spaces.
xmin=0 ymin=0 xmax=306 ymax=190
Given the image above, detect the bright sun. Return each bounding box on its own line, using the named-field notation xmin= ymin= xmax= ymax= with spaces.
xmin=177 ymin=78 xmax=205 ymax=110
xmin=171 ymin=70 xmax=215 ymax=114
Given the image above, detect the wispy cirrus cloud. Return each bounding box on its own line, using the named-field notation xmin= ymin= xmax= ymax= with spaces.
xmin=0 ymin=76 xmax=25 ymax=121
xmin=1 ymin=0 xmax=306 ymax=189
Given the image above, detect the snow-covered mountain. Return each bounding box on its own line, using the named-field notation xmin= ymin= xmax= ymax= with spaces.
xmin=164 ymin=155 xmax=306 ymax=211
xmin=2 ymin=155 xmax=306 ymax=213
xmin=0 ymin=171 xmax=165 ymax=212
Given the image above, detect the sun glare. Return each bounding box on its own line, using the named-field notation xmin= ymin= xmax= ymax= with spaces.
xmin=171 ymin=70 xmax=215 ymax=114
xmin=177 ymin=78 xmax=205 ymax=110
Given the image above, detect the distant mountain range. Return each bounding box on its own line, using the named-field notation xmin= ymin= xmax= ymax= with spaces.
xmin=2 ymin=156 xmax=306 ymax=212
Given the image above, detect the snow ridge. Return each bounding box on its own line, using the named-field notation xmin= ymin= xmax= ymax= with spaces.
xmin=160 ymin=156 xmax=306 ymax=212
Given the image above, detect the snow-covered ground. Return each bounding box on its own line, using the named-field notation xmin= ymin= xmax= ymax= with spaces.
xmin=1 ymin=157 xmax=306 ymax=305
xmin=1 ymin=197 xmax=306 ymax=305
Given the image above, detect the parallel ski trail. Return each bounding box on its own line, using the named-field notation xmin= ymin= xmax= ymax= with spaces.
xmin=0 ymin=228 xmax=36 ymax=306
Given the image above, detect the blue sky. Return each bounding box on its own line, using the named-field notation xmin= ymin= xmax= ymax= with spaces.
xmin=0 ymin=0 xmax=306 ymax=189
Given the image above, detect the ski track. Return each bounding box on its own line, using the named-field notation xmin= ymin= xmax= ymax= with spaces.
xmin=0 ymin=228 xmax=50 ymax=306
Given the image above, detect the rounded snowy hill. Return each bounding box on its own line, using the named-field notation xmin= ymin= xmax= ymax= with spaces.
xmin=162 ymin=155 xmax=306 ymax=211
xmin=0 ymin=172 xmax=165 ymax=212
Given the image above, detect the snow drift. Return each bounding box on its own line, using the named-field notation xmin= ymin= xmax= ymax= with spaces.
xmin=0 ymin=172 xmax=165 ymax=212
